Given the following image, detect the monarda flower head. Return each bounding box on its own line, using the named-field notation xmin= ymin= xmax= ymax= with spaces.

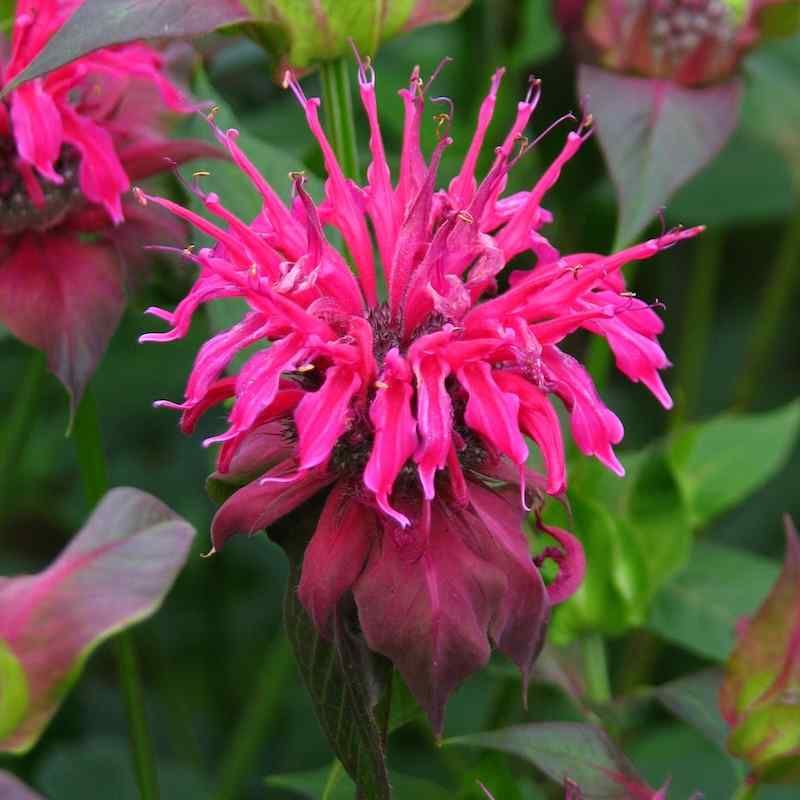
xmin=558 ymin=0 xmax=788 ymax=85
xmin=140 ymin=55 xmax=701 ymax=732
xmin=0 ymin=0 xmax=215 ymax=410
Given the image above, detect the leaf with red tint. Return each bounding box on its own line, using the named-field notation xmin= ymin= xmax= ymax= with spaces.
xmin=0 ymin=772 xmax=44 ymax=800
xmin=2 ymin=0 xmax=252 ymax=95
xmin=0 ymin=234 xmax=125 ymax=418
xmin=719 ymin=516 xmax=800 ymax=779
xmin=0 ymin=488 xmax=195 ymax=754
xmin=446 ymin=722 xmax=645 ymax=798
xmin=578 ymin=65 xmax=741 ymax=247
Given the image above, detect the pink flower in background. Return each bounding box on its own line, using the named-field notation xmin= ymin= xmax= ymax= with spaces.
xmin=557 ymin=0 xmax=785 ymax=86
xmin=0 ymin=0 xmax=218 ymax=411
xmin=141 ymin=56 xmax=700 ymax=731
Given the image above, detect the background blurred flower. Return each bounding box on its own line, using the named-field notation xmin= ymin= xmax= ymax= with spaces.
xmin=0 ymin=0 xmax=219 ymax=414
xmin=141 ymin=55 xmax=698 ymax=732
xmin=559 ymin=0 xmax=787 ymax=86
xmin=238 ymin=0 xmax=472 ymax=73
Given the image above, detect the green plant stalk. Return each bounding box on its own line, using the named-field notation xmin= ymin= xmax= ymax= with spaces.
xmin=582 ymin=634 xmax=612 ymax=704
xmin=734 ymin=212 xmax=800 ymax=411
xmin=732 ymin=778 xmax=759 ymax=800
xmin=321 ymin=760 xmax=345 ymax=800
xmin=213 ymin=633 xmax=293 ymax=800
xmin=319 ymin=58 xmax=359 ymax=181
xmin=73 ymin=388 xmax=160 ymax=800
xmin=0 ymin=348 xmax=46 ymax=512
xmin=670 ymin=229 xmax=724 ymax=429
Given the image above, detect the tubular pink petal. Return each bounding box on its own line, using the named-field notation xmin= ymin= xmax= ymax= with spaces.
xmin=10 ymin=80 xmax=63 ymax=184
xmin=537 ymin=521 xmax=587 ymax=604
xmin=458 ymin=361 xmax=529 ymax=466
xmin=295 ymin=366 xmax=362 ymax=470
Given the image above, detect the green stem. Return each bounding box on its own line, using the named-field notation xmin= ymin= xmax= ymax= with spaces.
xmin=732 ymin=778 xmax=759 ymax=800
xmin=0 ymin=348 xmax=46 ymax=513
xmin=73 ymin=388 xmax=160 ymax=800
xmin=319 ymin=58 xmax=359 ymax=181
xmin=670 ymin=229 xmax=724 ymax=429
xmin=582 ymin=634 xmax=612 ymax=704
xmin=321 ymin=760 xmax=345 ymax=800
xmin=213 ymin=633 xmax=293 ymax=800
xmin=734 ymin=212 xmax=800 ymax=411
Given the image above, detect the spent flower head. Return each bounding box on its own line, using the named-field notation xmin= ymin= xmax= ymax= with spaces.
xmin=141 ymin=53 xmax=701 ymax=732
xmin=558 ymin=0 xmax=786 ymax=85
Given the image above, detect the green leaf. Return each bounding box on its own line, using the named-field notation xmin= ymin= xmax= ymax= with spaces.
xmin=446 ymin=722 xmax=642 ymax=799
xmin=268 ymin=499 xmax=392 ymax=800
xmin=668 ymin=400 xmax=800 ymax=529
xmin=578 ymin=65 xmax=742 ymax=248
xmin=508 ymin=0 xmax=562 ymax=68
xmin=647 ymin=540 xmax=780 ymax=661
xmin=1 ymin=0 xmax=252 ymax=96
xmin=550 ymin=446 xmax=691 ymax=642
xmin=0 ymin=771 xmax=43 ymax=800
xmin=653 ymin=670 xmax=732 ymax=755
xmin=265 ymin=766 xmax=451 ymax=800
xmin=0 ymin=488 xmax=195 ymax=753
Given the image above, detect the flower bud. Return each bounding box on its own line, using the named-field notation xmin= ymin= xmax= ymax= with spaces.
xmin=558 ymin=0 xmax=793 ymax=85
xmin=239 ymin=0 xmax=471 ymax=72
xmin=720 ymin=516 xmax=800 ymax=782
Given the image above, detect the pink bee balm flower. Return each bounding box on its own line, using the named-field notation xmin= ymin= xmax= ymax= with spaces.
xmin=140 ymin=56 xmax=701 ymax=732
xmin=0 ymin=0 xmax=218 ymax=411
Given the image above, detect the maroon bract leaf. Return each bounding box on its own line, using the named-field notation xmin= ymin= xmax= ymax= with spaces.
xmin=0 ymin=771 xmax=44 ymax=800
xmin=0 ymin=234 xmax=125 ymax=417
xmin=446 ymin=722 xmax=650 ymax=799
xmin=578 ymin=65 xmax=741 ymax=247
xmin=719 ymin=516 xmax=800 ymax=779
xmin=2 ymin=0 xmax=252 ymax=95
xmin=0 ymin=488 xmax=195 ymax=754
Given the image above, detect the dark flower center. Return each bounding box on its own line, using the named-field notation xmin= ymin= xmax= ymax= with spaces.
xmin=0 ymin=141 xmax=83 ymax=236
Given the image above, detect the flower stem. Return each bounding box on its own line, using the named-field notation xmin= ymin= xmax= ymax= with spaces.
xmin=733 ymin=212 xmax=800 ymax=411
xmin=213 ymin=633 xmax=293 ymax=800
xmin=583 ymin=634 xmax=612 ymax=704
xmin=0 ymin=348 xmax=46 ymax=513
xmin=319 ymin=58 xmax=359 ymax=181
xmin=321 ymin=760 xmax=345 ymax=800
xmin=73 ymin=388 xmax=160 ymax=800
xmin=732 ymin=778 xmax=759 ymax=800
xmin=670 ymin=229 xmax=724 ymax=429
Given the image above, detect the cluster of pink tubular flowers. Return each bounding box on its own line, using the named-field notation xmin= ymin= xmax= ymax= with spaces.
xmin=141 ymin=55 xmax=701 ymax=732
xmin=0 ymin=0 xmax=214 ymax=408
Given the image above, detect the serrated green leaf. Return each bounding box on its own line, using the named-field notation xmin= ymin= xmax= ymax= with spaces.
xmin=647 ymin=540 xmax=780 ymax=661
xmin=268 ymin=500 xmax=392 ymax=800
xmin=668 ymin=400 xmax=800 ymax=529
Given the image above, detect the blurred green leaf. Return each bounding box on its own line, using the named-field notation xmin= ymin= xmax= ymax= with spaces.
xmin=269 ymin=502 xmax=391 ymax=800
xmin=0 ymin=489 xmax=195 ymax=754
xmin=653 ymin=669 xmax=732 ymax=756
xmin=647 ymin=540 xmax=780 ymax=661
xmin=509 ymin=0 xmax=562 ymax=68
xmin=551 ymin=446 xmax=691 ymax=642
xmin=668 ymin=400 xmax=800 ymax=529
xmin=578 ymin=65 xmax=742 ymax=247
xmin=265 ymin=766 xmax=451 ymax=800
xmin=743 ymin=35 xmax=800 ymax=181
xmin=446 ymin=722 xmax=641 ymax=799
xmin=1 ymin=0 xmax=252 ymax=96
xmin=0 ymin=640 xmax=28 ymax=741
xmin=759 ymin=3 xmax=800 ymax=40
